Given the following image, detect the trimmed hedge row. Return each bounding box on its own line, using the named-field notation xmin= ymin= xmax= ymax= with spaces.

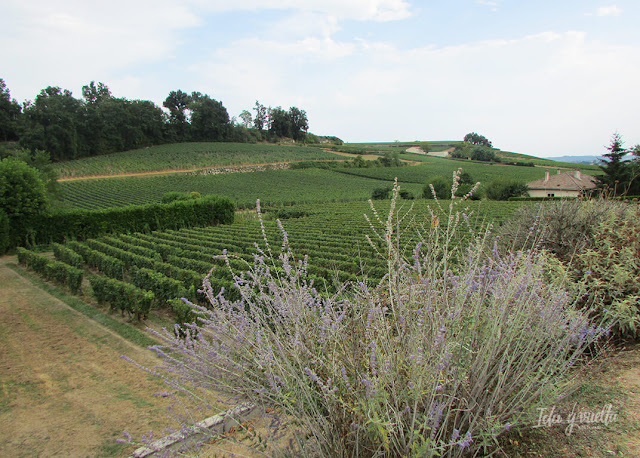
xmin=22 ymin=195 xmax=235 ymax=247
xmin=89 ymin=275 xmax=154 ymax=320
xmin=17 ymin=247 xmax=84 ymax=293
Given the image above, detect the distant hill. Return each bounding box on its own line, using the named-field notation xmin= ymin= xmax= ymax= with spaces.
xmin=544 ymin=155 xmax=602 ymax=165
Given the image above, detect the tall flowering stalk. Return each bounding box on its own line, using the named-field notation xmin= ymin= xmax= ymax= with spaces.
xmin=143 ymin=173 xmax=608 ymax=457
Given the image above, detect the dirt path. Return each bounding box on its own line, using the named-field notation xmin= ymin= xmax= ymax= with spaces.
xmin=406 ymin=146 xmax=454 ymax=157
xmin=57 ymin=161 xmax=299 ymax=181
xmin=0 ymin=257 xmax=178 ymax=456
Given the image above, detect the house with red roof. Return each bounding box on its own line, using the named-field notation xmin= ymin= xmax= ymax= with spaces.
xmin=527 ymin=170 xmax=598 ymax=198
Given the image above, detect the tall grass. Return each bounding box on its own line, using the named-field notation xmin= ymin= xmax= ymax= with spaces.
xmin=140 ymin=172 xmax=608 ymax=456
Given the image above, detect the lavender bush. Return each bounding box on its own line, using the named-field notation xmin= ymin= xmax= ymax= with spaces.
xmin=143 ymin=172 xmax=608 ymax=456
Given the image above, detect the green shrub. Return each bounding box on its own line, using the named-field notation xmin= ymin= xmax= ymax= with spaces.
xmin=371 ymin=186 xmax=392 ymax=200
xmin=0 ymin=210 xmax=9 ymax=254
xmin=423 ymin=176 xmax=451 ymax=199
xmin=486 ymin=178 xmax=528 ymax=200
xmin=572 ymin=203 xmax=640 ymax=339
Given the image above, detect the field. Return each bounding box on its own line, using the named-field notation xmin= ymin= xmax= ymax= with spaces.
xmin=8 ymin=140 xmax=635 ymax=456
xmin=33 ymin=199 xmax=527 ymax=324
xmin=56 ymin=168 xmax=429 ymax=210
xmin=0 ymin=257 xmax=179 ymax=456
xmin=53 ymin=142 xmax=344 ymax=178
xmin=54 ymin=152 xmax=600 ymax=211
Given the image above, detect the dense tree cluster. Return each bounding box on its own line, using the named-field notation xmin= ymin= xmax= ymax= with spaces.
xmin=0 ymin=78 xmax=312 ymax=162
xmin=463 ymin=132 xmax=492 ymax=147
xmin=597 ymin=133 xmax=640 ymax=196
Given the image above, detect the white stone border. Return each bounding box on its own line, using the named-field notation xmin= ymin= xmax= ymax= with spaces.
xmin=131 ymin=403 xmax=256 ymax=457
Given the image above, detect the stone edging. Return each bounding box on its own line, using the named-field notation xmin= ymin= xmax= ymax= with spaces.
xmin=130 ymin=402 xmax=256 ymax=457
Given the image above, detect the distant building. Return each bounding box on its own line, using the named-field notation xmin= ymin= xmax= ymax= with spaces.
xmin=527 ymin=170 xmax=598 ymax=198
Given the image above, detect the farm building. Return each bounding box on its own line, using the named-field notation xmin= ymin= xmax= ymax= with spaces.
xmin=527 ymin=170 xmax=598 ymax=198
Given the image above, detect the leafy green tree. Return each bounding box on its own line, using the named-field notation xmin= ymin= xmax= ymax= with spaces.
xmin=288 ymin=107 xmax=309 ymax=141
xmin=20 ymin=86 xmax=81 ymax=160
xmin=0 ymin=78 xmax=22 ymax=142
xmin=470 ymin=146 xmax=497 ymax=162
xmin=269 ymin=106 xmax=291 ymax=138
xmin=189 ymin=93 xmax=230 ymax=141
xmin=253 ymin=101 xmax=267 ymax=130
xmin=0 ymin=157 xmax=49 ymax=246
xmin=163 ymin=90 xmax=192 ymax=142
xmin=464 ymin=132 xmax=492 ymax=147
xmin=486 ymin=179 xmax=528 ymax=200
xmin=81 ymin=81 xmax=112 ymax=104
xmin=239 ymin=110 xmax=253 ymax=128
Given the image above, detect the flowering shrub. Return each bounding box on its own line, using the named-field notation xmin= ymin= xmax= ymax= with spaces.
xmin=498 ymin=197 xmax=639 ymax=340
xmin=572 ymin=203 xmax=640 ymax=339
xmin=142 ymin=173 xmax=607 ymax=456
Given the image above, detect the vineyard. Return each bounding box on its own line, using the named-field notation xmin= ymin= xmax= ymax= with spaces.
xmin=53 ymin=142 xmax=344 ymax=178
xmin=18 ymin=199 xmax=527 ymax=323
xmin=56 ymin=168 xmax=426 ymax=210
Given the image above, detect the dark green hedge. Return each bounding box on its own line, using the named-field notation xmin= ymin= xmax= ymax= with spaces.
xmin=22 ymin=195 xmax=235 ymax=247
xmin=0 ymin=210 xmax=9 ymax=255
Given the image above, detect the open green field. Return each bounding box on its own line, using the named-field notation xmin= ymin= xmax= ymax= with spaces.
xmin=53 ymin=142 xmax=343 ymax=178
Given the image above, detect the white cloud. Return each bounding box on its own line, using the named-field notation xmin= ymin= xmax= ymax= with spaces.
xmin=586 ymin=5 xmax=623 ymax=17
xmin=200 ymin=29 xmax=640 ymax=156
xmin=189 ymin=0 xmax=413 ymax=22
xmin=596 ymin=5 xmax=622 ymax=16
xmin=475 ymin=0 xmax=500 ymax=12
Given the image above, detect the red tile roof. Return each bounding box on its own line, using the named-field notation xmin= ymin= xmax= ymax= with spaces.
xmin=527 ymin=171 xmax=598 ymax=191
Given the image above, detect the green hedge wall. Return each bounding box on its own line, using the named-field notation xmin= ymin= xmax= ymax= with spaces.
xmin=22 ymin=195 xmax=235 ymax=247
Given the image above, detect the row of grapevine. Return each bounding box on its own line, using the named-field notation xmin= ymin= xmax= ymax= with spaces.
xmin=25 ymin=199 xmax=531 ymax=325
xmin=18 ymin=248 xmax=84 ymax=293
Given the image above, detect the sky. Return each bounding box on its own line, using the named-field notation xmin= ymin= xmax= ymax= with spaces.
xmin=2 ymin=0 xmax=639 ymax=157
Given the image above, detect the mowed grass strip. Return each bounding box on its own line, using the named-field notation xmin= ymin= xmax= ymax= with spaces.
xmin=0 ymin=258 xmax=176 ymax=457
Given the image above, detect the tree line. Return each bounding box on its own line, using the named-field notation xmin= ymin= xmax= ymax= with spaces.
xmin=0 ymin=78 xmax=311 ymax=162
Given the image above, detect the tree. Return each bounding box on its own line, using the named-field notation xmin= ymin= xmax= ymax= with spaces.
xmin=163 ymin=90 xmax=192 ymax=142
xmin=470 ymin=146 xmax=497 ymax=162
xmin=0 ymin=79 xmax=22 ymax=142
xmin=597 ymin=133 xmax=630 ymax=195
xmin=269 ymin=106 xmax=291 ymax=138
xmin=81 ymin=81 xmax=112 ymax=104
xmin=20 ymin=86 xmax=81 ymax=160
xmin=239 ymin=110 xmax=253 ymax=128
xmin=463 ymin=132 xmax=492 ymax=147
xmin=486 ymin=179 xmax=528 ymax=200
xmin=189 ymin=93 xmax=230 ymax=141
xmin=253 ymin=101 xmax=267 ymax=130
xmin=288 ymin=106 xmax=309 ymax=141
xmin=0 ymin=157 xmax=49 ymax=246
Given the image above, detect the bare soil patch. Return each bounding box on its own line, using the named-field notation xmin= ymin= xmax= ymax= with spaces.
xmin=0 ymin=257 xmax=177 ymax=456
xmin=326 ymin=150 xmax=380 ymax=161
